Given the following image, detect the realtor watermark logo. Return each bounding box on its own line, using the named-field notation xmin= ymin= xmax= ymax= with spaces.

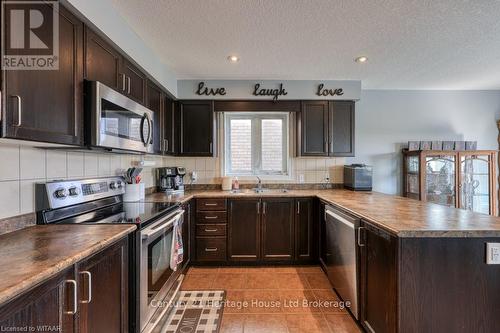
xmin=1 ymin=0 xmax=59 ymax=70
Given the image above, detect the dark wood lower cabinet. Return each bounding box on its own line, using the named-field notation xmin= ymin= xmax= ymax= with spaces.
xmin=0 ymin=267 xmax=76 ymax=333
xmin=228 ymin=198 xmax=261 ymax=261
xmin=295 ymin=198 xmax=315 ymax=261
xmin=223 ymin=198 xmax=316 ymax=264
xmin=261 ymin=198 xmax=294 ymax=261
xmin=359 ymin=221 xmax=398 ymax=333
xmin=0 ymin=237 xmax=129 ymax=333
xmin=77 ymin=238 xmax=129 ymax=333
xmin=398 ymin=237 xmax=500 ymax=332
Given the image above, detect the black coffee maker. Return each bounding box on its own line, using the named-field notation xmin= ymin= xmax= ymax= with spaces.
xmin=157 ymin=167 xmax=186 ymax=194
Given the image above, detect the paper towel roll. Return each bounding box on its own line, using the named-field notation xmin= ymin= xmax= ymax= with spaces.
xmin=222 ymin=176 xmax=233 ymax=191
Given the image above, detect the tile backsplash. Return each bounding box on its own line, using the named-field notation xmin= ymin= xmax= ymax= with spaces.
xmin=167 ymin=156 xmax=345 ymax=185
xmin=0 ymin=142 xmax=344 ymax=220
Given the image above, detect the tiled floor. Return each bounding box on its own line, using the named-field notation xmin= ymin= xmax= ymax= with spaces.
xmin=181 ymin=266 xmax=361 ymax=333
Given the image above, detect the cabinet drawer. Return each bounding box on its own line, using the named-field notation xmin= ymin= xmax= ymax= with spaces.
xmin=197 ymin=198 xmax=227 ymax=211
xmin=196 ymin=224 xmax=226 ymax=237
xmin=196 ymin=237 xmax=227 ymax=261
xmin=196 ymin=211 xmax=227 ymax=223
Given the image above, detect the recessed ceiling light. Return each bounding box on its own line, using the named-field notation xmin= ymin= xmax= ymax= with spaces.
xmin=355 ymin=56 xmax=368 ymax=63
xmin=227 ymin=55 xmax=240 ymax=63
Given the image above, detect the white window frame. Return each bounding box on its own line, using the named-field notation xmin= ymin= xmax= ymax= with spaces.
xmin=222 ymin=112 xmax=291 ymax=179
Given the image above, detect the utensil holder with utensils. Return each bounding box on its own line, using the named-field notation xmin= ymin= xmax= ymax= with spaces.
xmin=123 ymin=183 xmax=142 ymax=202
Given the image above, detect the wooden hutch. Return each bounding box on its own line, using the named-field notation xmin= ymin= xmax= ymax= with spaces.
xmin=402 ymin=149 xmax=498 ymax=216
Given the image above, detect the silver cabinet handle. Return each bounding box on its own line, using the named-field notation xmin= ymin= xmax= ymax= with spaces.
xmin=121 ymin=74 xmax=126 ymax=92
xmin=64 ymin=279 xmax=77 ymax=315
xmin=165 ymin=139 xmax=169 ymax=152
xmin=205 ymin=247 xmax=218 ymax=252
xmin=12 ymin=95 xmax=22 ymax=126
xmin=79 ymin=271 xmax=92 ymax=304
xmin=204 ymin=228 xmax=218 ymax=232
xmin=357 ymin=227 xmax=365 ymax=247
xmin=324 ymin=140 xmax=328 ymax=153
xmin=257 ymin=202 xmax=260 ymax=214
xmin=204 ymin=203 xmax=217 ymax=206
xmin=209 ymin=142 xmax=213 ymax=154
xmin=263 ymin=202 xmax=267 ymax=215
xmin=297 ymin=201 xmax=300 ymax=214
xmin=204 ymin=216 xmax=218 ymax=219
xmin=127 ymin=76 xmax=131 ymax=95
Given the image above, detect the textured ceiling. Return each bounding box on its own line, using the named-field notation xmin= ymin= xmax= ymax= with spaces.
xmin=110 ymin=0 xmax=500 ymax=89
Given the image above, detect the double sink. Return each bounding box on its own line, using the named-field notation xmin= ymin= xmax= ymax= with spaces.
xmin=230 ymin=188 xmax=289 ymax=194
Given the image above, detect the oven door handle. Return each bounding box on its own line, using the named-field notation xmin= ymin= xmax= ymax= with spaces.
xmin=141 ymin=210 xmax=184 ymax=241
xmin=140 ymin=113 xmax=152 ymax=147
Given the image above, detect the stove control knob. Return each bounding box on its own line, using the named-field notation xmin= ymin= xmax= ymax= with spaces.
xmin=116 ymin=181 xmax=123 ymax=189
xmin=68 ymin=187 xmax=80 ymax=197
xmin=54 ymin=188 xmax=68 ymax=199
xmin=110 ymin=182 xmax=118 ymax=190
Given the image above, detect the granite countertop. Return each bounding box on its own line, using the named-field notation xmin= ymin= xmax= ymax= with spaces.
xmin=145 ymin=189 xmax=500 ymax=238
xmin=0 ymin=224 xmax=136 ymax=306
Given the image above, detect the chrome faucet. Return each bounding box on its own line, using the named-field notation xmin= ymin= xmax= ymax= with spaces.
xmin=256 ymin=176 xmax=263 ymax=192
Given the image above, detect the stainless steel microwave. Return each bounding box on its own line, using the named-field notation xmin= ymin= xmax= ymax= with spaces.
xmin=85 ymin=80 xmax=154 ymax=153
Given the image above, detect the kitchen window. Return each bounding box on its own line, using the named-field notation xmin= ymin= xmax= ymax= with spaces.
xmin=224 ymin=112 xmax=289 ymax=177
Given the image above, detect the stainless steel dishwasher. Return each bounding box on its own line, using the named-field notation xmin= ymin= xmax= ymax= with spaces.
xmin=324 ymin=205 xmax=360 ymax=319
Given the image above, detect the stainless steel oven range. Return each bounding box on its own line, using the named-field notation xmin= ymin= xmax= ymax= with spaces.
xmin=85 ymin=80 xmax=154 ymax=153
xmin=36 ymin=177 xmax=185 ymax=333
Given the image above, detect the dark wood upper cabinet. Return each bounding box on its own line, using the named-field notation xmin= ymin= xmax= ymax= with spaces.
xmin=84 ymin=27 xmax=121 ymax=91
xmin=178 ymin=100 xmax=216 ymax=156
xmin=121 ymin=59 xmax=147 ymax=105
xmin=298 ymin=101 xmax=329 ymax=156
xmin=163 ymin=97 xmax=176 ymax=155
xmin=77 ymin=238 xmax=129 ymax=333
xmin=329 ymin=101 xmax=355 ymax=156
xmin=297 ymin=101 xmax=355 ymax=157
xmin=147 ymin=80 xmax=163 ymax=154
xmin=2 ymin=6 xmax=83 ymax=145
xmin=228 ymin=199 xmax=260 ymax=261
xmin=359 ymin=221 xmax=398 ymax=333
xmin=295 ymin=198 xmax=316 ymax=261
xmin=85 ymin=28 xmax=147 ymax=105
xmin=0 ymin=267 xmax=76 ymax=333
xmin=261 ymin=198 xmax=295 ymax=261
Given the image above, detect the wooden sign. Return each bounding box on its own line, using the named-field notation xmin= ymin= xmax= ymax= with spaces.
xmin=196 ymin=81 xmax=226 ymax=96
xmin=253 ymin=83 xmax=288 ymax=101
xmin=316 ymin=83 xmax=344 ymax=97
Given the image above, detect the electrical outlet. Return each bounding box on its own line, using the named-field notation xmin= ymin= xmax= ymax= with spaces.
xmin=298 ymin=174 xmax=305 ymax=183
xmin=191 ymin=171 xmax=198 ymax=183
xmin=486 ymin=243 xmax=500 ymax=264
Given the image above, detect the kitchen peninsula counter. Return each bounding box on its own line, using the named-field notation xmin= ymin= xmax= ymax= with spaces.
xmin=145 ymin=189 xmax=500 ymax=237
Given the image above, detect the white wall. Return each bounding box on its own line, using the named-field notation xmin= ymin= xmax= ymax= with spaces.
xmin=349 ymin=90 xmax=500 ymax=195
xmin=63 ymin=0 xmax=177 ymax=96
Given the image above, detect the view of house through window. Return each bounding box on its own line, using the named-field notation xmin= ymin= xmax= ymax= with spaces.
xmin=224 ymin=112 xmax=289 ymax=176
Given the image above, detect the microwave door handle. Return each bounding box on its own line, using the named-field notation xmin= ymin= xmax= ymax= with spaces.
xmin=140 ymin=113 xmax=152 ymax=147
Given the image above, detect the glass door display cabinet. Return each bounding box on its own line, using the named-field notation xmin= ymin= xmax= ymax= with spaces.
xmin=402 ymin=150 xmax=497 ymax=215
